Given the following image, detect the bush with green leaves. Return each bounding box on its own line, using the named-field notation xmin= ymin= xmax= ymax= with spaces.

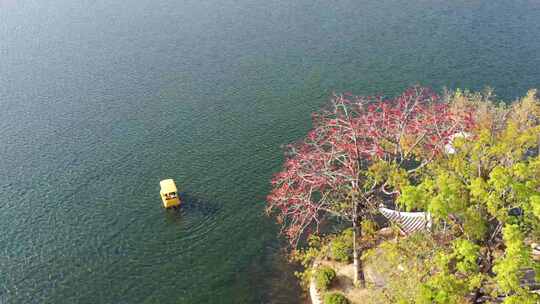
xmin=323 ymin=292 xmax=350 ymax=304
xmin=330 ymin=229 xmax=353 ymax=262
xmin=314 ymin=266 xmax=336 ymax=291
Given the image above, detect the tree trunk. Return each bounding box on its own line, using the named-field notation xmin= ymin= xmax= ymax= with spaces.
xmin=352 ymin=217 xmax=365 ymax=288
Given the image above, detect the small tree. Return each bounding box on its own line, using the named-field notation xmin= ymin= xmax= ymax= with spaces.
xmin=323 ymin=292 xmax=350 ymax=304
xmin=267 ymin=87 xmax=473 ymax=287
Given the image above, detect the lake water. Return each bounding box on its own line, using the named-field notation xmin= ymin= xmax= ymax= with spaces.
xmin=1 ymin=0 xmax=539 ymax=303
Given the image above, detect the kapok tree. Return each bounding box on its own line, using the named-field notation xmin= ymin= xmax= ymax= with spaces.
xmin=267 ymin=86 xmax=474 ymax=287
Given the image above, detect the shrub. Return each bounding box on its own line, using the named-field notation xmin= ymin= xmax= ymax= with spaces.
xmin=361 ymin=219 xmax=378 ymax=240
xmin=330 ymin=229 xmax=353 ymax=262
xmin=314 ymin=266 xmax=336 ymax=291
xmin=323 ymin=292 xmax=350 ymax=304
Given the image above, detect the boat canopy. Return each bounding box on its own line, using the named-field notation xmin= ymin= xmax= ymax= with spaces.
xmin=160 ymin=179 xmax=178 ymax=194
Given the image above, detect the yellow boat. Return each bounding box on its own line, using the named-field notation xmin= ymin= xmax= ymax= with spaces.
xmin=160 ymin=179 xmax=181 ymax=208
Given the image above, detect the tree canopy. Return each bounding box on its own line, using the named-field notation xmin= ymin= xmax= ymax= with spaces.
xmin=267 ymin=86 xmax=473 ymax=285
xmin=267 ymin=87 xmax=472 ymax=245
xmin=395 ymin=89 xmax=540 ymax=303
xmin=267 ymin=87 xmax=540 ymax=303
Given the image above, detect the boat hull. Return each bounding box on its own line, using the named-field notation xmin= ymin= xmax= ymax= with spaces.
xmin=161 ymin=195 xmax=181 ymax=208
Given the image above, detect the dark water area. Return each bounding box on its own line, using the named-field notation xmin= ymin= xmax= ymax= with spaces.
xmin=1 ymin=0 xmax=539 ymax=303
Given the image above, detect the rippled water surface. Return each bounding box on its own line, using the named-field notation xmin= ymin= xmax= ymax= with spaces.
xmin=1 ymin=0 xmax=540 ymax=303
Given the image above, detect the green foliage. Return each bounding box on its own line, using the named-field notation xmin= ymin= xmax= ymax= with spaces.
xmin=291 ymin=235 xmax=325 ymax=289
xmin=462 ymin=206 xmax=487 ymax=240
xmin=314 ymin=266 xmax=336 ymax=291
xmin=368 ymin=160 xmax=410 ymax=193
xmin=398 ymin=183 xmax=430 ymax=211
xmin=363 ymin=233 xmax=438 ymax=304
xmin=417 ymin=239 xmax=483 ymax=304
xmin=330 ymin=239 xmax=350 ymax=262
xmin=389 ymin=89 xmax=540 ymax=302
xmin=361 ymin=219 xmax=378 ymax=240
xmin=502 ymin=292 xmax=540 ymax=304
xmin=452 ymin=239 xmax=480 ymax=274
xmin=417 ymin=272 xmax=468 ymax=304
xmin=330 ymin=228 xmax=353 ymax=262
xmin=323 ymin=292 xmax=350 ymax=304
xmin=493 ymin=224 xmax=531 ymax=295
xmin=290 ymin=228 xmax=355 ymax=290
xmin=531 ymin=195 xmax=540 ymax=220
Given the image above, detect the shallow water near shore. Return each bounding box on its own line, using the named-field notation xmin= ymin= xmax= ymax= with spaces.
xmin=1 ymin=0 xmax=540 ymax=303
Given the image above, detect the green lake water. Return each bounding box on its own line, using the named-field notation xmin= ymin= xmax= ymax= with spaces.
xmin=1 ymin=0 xmax=539 ymax=303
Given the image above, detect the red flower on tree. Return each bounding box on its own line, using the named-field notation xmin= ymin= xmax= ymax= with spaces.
xmin=266 ymin=86 xmax=474 ymax=286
